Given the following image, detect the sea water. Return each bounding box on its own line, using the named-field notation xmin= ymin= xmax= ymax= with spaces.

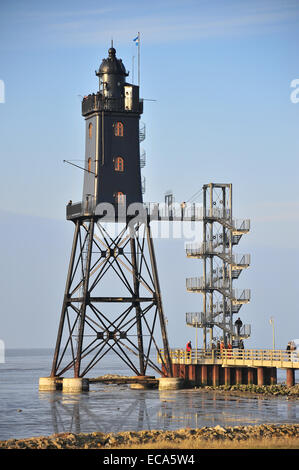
xmin=0 ymin=349 xmax=298 ymax=441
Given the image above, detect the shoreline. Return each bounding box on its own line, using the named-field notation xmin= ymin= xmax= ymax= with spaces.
xmin=1 ymin=423 xmax=299 ymax=449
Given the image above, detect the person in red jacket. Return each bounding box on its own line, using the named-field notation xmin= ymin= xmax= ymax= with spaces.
xmin=186 ymin=340 xmax=192 ymax=359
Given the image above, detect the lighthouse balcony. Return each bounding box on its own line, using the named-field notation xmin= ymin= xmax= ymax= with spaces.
xmin=66 ymin=200 xmax=95 ymax=220
xmin=82 ymin=92 xmax=143 ymax=116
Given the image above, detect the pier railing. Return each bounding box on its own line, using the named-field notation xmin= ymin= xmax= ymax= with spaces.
xmin=158 ymin=348 xmax=299 ymax=368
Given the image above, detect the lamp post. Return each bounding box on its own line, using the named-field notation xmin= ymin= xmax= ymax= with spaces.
xmin=196 ymin=321 xmax=199 ymax=361
xmin=269 ymin=317 xmax=275 ymax=350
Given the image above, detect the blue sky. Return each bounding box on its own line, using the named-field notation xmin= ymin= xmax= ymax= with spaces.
xmin=0 ymin=0 xmax=299 ymax=351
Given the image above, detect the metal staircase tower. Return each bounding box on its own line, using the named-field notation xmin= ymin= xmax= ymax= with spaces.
xmin=185 ymin=183 xmax=251 ymax=349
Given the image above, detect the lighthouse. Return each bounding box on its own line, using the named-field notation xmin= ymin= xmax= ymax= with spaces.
xmin=39 ymin=47 xmax=172 ymax=392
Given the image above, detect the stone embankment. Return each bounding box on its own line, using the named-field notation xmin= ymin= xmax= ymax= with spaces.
xmin=202 ymin=383 xmax=299 ymax=398
xmin=1 ymin=424 xmax=299 ymax=449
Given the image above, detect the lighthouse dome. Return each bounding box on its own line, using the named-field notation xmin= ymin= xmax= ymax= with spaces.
xmin=97 ymin=47 xmax=128 ymax=77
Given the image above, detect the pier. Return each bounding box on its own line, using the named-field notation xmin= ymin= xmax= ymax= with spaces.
xmin=158 ymin=349 xmax=299 ymax=387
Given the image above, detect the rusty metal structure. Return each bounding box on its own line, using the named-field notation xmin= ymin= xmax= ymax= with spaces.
xmin=50 ymin=47 xmax=172 ymax=380
xmin=185 ymin=183 xmax=251 ymax=349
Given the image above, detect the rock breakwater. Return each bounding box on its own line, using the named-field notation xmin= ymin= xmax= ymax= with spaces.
xmin=202 ymin=383 xmax=299 ymax=397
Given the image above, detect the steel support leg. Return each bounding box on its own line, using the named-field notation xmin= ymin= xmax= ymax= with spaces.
xmin=146 ymin=222 xmax=173 ymax=377
xmin=51 ymin=221 xmax=80 ymax=378
xmin=130 ymin=227 xmax=145 ymax=375
xmin=74 ymin=218 xmax=95 ymax=377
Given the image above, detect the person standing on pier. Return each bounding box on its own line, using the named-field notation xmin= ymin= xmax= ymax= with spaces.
xmin=220 ymin=340 xmax=225 ymax=357
xmin=181 ymin=201 xmax=186 ymax=219
xmin=186 ymin=340 xmax=192 ymax=360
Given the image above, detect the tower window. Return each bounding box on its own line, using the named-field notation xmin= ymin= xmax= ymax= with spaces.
xmin=114 ymin=122 xmax=124 ymax=137
xmin=115 ymin=192 xmax=125 ymax=204
xmin=88 ymin=123 xmax=93 ymax=139
xmin=88 ymin=157 xmax=92 ymax=172
xmin=114 ymin=156 xmax=124 ymax=172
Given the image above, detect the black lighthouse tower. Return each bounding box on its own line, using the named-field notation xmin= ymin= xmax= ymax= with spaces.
xmin=48 ymin=47 xmax=172 ymax=388
xmin=82 ymin=46 xmax=143 ymax=210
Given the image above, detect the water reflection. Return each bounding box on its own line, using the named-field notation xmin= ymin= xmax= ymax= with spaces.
xmin=38 ymin=386 xmax=299 ymax=436
xmin=40 ymin=389 xmax=162 ymax=434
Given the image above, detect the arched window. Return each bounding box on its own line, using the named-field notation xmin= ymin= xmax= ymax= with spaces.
xmin=114 ymin=122 xmax=124 ymax=137
xmin=88 ymin=157 xmax=92 ymax=172
xmin=115 ymin=192 xmax=125 ymax=205
xmin=114 ymin=156 xmax=124 ymax=172
xmin=88 ymin=123 xmax=93 ymax=139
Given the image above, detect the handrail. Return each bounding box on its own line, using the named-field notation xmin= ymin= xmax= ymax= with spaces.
xmin=186 ymin=278 xmax=251 ymax=301
xmin=158 ymin=348 xmax=299 ymax=365
xmin=143 ymin=202 xmax=203 ymax=220
xmin=185 ymin=244 xmax=250 ymax=266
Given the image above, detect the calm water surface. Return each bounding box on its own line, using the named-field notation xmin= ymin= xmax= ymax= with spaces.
xmin=0 ymin=349 xmax=298 ymax=441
